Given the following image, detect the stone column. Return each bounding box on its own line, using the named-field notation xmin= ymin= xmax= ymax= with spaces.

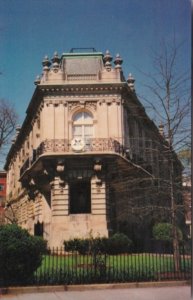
xmin=91 ymin=176 xmax=106 ymax=215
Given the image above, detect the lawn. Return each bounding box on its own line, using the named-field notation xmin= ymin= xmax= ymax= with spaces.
xmin=35 ymin=252 xmax=191 ymax=285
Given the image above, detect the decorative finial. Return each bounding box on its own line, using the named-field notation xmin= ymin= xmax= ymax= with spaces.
xmin=34 ymin=75 xmax=41 ymax=85
xmin=52 ymin=52 xmax=60 ymax=63
xmin=15 ymin=125 xmax=21 ymax=139
xmin=16 ymin=125 xmax=21 ymax=133
xmin=127 ymin=73 xmax=135 ymax=91
xmin=103 ymin=50 xmax=113 ymax=71
xmin=158 ymin=123 xmax=164 ymax=137
xmin=114 ymin=53 xmax=123 ymax=70
xmin=51 ymin=51 xmax=60 ymax=72
xmin=103 ymin=50 xmax=113 ymax=63
xmin=42 ymin=55 xmax=51 ymax=71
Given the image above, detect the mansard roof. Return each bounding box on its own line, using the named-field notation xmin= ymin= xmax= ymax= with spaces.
xmin=61 ymin=51 xmax=104 ymax=75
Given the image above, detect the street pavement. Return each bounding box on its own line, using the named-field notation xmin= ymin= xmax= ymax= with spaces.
xmin=0 ymin=286 xmax=191 ymax=300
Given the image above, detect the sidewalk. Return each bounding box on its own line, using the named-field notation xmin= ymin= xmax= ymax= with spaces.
xmin=0 ymin=282 xmax=191 ymax=300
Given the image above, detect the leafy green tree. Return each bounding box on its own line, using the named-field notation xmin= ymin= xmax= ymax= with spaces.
xmin=152 ymin=222 xmax=183 ymax=242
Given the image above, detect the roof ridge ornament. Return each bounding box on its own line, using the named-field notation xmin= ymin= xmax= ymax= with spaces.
xmin=158 ymin=122 xmax=164 ymax=137
xmin=34 ymin=75 xmax=41 ymax=85
xmin=42 ymin=55 xmax=51 ymax=71
xmin=127 ymin=73 xmax=135 ymax=91
xmin=103 ymin=50 xmax=113 ymax=71
xmin=51 ymin=51 xmax=60 ymax=72
xmin=114 ymin=53 xmax=123 ymax=71
xmin=42 ymin=55 xmax=51 ymax=81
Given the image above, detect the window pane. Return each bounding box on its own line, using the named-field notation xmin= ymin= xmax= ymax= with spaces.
xmin=73 ymin=112 xmax=82 ymax=122
xmin=83 ymin=112 xmax=92 ymax=120
xmin=84 ymin=125 xmax=93 ymax=137
xmin=73 ymin=125 xmax=82 ymax=137
xmin=73 ymin=112 xmax=92 ymax=123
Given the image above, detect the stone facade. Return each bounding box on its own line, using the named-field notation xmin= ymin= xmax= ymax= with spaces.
xmin=0 ymin=171 xmax=6 ymax=224
xmin=4 ymin=49 xmax=183 ymax=247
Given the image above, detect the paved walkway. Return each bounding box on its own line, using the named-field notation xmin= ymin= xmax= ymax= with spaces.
xmin=0 ymin=286 xmax=191 ymax=300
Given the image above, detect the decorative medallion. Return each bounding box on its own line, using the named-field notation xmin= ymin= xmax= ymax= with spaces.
xmin=71 ymin=138 xmax=85 ymax=152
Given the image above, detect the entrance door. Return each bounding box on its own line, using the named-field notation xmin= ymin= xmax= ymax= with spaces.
xmin=70 ymin=180 xmax=91 ymax=214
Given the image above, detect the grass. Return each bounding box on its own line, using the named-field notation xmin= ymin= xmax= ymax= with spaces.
xmin=35 ymin=252 xmax=191 ymax=285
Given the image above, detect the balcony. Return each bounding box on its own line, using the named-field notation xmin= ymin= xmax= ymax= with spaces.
xmin=36 ymin=138 xmax=123 ymax=155
xmin=20 ymin=138 xmax=124 ymax=177
xmin=19 ymin=137 xmax=158 ymax=179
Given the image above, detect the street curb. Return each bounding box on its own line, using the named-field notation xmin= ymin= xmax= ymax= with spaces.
xmin=0 ymin=280 xmax=190 ymax=295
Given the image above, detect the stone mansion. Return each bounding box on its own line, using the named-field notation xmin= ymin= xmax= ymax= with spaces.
xmin=4 ymin=49 xmax=182 ymax=247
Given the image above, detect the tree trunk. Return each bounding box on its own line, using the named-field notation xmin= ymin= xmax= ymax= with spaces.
xmin=170 ymin=154 xmax=180 ymax=272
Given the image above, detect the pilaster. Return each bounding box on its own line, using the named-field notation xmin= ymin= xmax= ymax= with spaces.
xmin=51 ymin=177 xmax=69 ymax=217
xmin=91 ymin=176 xmax=107 ymax=215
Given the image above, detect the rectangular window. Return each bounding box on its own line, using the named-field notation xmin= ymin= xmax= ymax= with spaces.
xmin=0 ymin=184 xmax=4 ymax=191
xmin=70 ymin=180 xmax=91 ymax=214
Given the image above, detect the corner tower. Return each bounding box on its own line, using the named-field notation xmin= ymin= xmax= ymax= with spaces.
xmin=5 ymin=48 xmax=165 ymax=247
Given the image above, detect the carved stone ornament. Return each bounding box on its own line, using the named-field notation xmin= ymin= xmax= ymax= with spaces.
xmin=71 ymin=138 xmax=85 ymax=152
xmin=56 ymin=164 xmax=65 ymax=173
xmin=86 ymin=101 xmax=97 ymax=111
xmin=94 ymin=163 xmax=102 ymax=172
xmin=68 ymin=101 xmax=97 ymax=112
xmin=68 ymin=102 xmax=79 ymax=111
xmin=59 ymin=178 xmax=66 ymax=187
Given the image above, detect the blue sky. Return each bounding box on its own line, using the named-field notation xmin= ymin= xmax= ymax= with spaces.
xmin=0 ymin=0 xmax=191 ymax=124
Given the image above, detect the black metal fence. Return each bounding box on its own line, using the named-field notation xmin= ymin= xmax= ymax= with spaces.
xmin=33 ymin=247 xmax=191 ymax=286
xmin=0 ymin=247 xmax=191 ymax=287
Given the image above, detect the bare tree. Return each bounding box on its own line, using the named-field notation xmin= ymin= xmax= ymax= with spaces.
xmin=0 ymin=99 xmax=18 ymax=157
xmin=142 ymin=39 xmax=190 ymax=150
xmin=2 ymin=202 xmax=18 ymax=224
xmin=140 ymin=39 xmax=191 ymax=271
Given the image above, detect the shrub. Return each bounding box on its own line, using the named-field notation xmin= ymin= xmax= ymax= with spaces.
xmin=91 ymin=237 xmax=109 ymax=254
xmin=152 ymin=222 xmax=183 ymax=242
xmin=64 ymin=238 xmax=89 ymax=254
xmin=64 ymin=237 xmax=107 ymax=255
xmin=106 ymin=233 xmax=133 ymax=255
xmin=64 ymin=238 xmax=81 ymax=252
xmin=0 ymin=224 xmax=47 ymax=286
xmin=64 ymin=234 xmax=132 ymax=255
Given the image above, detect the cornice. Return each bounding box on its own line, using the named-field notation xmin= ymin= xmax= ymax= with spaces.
xmin=39 ymin=82 xmax=126 ymax=94
xmin=4 ymin=87 xmax=43 ymax=170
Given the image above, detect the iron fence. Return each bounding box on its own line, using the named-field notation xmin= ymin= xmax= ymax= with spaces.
xmin=33 ymin=247 xmax=191 ymax=286
xmin=0 ymin=247 xmax=191 ymax=287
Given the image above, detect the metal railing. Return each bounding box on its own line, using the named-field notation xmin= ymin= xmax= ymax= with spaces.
xmin=35 ymin=138 xmax=123 ymax=156
xmin=19 ymin=137 xmax=166 ymax=177
xmin=0 ymin=246 xmax=190 ymax=287
xmin=20 ymin=138 xmax=124 ymax=176
xmin=33 ymin=247 xmax=191 ymax=286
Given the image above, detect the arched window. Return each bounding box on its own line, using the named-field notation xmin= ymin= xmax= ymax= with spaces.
xmin=72 ymin=111 xmax=93 ymax=142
